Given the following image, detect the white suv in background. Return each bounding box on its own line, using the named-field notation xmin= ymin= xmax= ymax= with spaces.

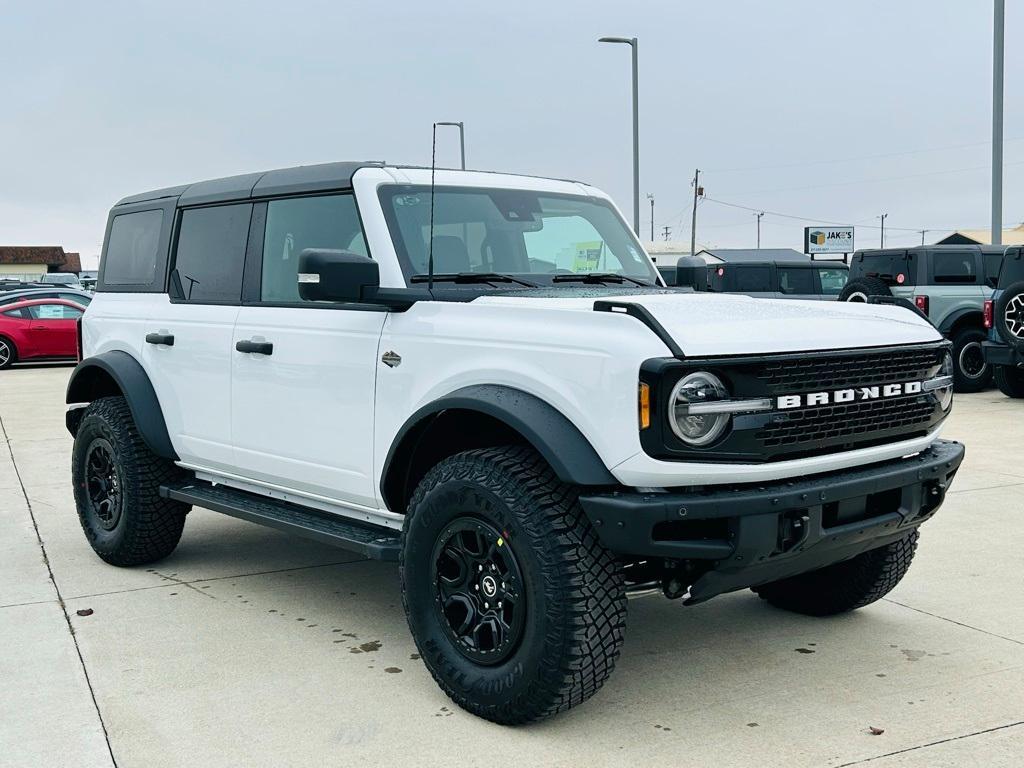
xmin=66 ymin=162 xmax=964 ymax=723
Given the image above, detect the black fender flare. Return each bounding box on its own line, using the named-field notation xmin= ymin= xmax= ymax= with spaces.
xmin=65 ymin=350 xmax=177 ymax=460
xmin=381 ymin=384 xmax=617 ymax=509
xmin=938 ymin=307 xmax=983 ymax=336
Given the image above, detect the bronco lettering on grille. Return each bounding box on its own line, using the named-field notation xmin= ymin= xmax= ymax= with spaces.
xmin=777 ymin=381 xmax=923 ymax=410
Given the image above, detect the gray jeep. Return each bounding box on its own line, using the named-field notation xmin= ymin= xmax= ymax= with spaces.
xmin=983 ymin=246 xmax=1024 ymax=398
xmin=840 ymin=245 xmax=1005 ymax=392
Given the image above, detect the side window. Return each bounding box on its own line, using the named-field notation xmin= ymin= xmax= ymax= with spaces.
xmin=932 ymin=251 xmax=977 ymax=284
xmin=172 ymin=204 xmax=252 ymax=303
xmin=27 ymin=304 xmax=82 ymax=319
xmin=3 ymin=308 xmax=27 ymax=318
xmin=261 ymin=195 xmax=367 ymax=302
xmin=104 ymin=209 xmax=164 ymax=285
xmin=778 ymin=267 xmax=814 ymax=295
xmin=725 ymin=266 xmax=771 ymax=292
xmin=816 ymin=267 xmax=849 ymax=295
xmin=983 ymin=252 xmax=1003 ymax=288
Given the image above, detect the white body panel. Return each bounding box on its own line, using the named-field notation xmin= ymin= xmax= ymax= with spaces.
xmin=81 ymin=166 xmax=949 ymax=524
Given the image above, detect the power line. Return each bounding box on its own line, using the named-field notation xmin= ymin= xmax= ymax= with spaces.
xmin=705 ymin=135 xmax=1024 ymax=174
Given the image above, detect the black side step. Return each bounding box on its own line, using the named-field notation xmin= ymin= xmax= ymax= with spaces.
xmin=160 ymin=481 xmax=400 ymax=561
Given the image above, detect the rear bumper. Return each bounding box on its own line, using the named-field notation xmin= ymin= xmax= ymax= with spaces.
xmin=579 ymin=439 xmax=965 ymax=603
xmin=983 ymin=341 xmax=1024 ymax=367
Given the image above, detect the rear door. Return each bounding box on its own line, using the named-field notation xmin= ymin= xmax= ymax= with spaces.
xmin=230 ymin=193 xmax=386 ymax=509
xmin=777 ymin=266 xmax=820 ymax=300
xmin=141 ymin=203 xmax=250 ymax=472
xmin=925 ymin=249 xmax=986 ymax=328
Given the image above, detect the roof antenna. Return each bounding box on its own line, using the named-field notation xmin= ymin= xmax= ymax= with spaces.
xmin=428 ymin=122 xmax=438 ymax=291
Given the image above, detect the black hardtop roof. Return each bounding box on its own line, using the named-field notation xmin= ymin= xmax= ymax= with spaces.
xmin=704 ymin=248 xmax=813 ymax=265
xmin=854 ymin=244 xmax=1009 ymax=257
xmin=115 ymin=162 xmax=588 ymax=208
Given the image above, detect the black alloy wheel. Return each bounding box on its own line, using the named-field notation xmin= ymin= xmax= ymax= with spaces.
xmin=84 ymin=438 xmax=123 ymax=531
xmin=432 ymin=518 xmax=526 ymax=665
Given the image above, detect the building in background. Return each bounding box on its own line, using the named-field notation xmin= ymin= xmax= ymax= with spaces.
xmin=0 ymin=246 xmax=82 ymax=279
xmin=642 ymin=240 xmax=711 ymax=266
xmin=935 ymin=223 xmax=1024 ymax=246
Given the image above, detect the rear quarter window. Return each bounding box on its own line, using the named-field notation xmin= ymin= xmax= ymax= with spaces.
xmin=103 ymin=209 xmax=165 ymax=286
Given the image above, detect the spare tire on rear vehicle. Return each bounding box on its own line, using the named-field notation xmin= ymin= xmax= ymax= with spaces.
xmin=839 ymin=276 xmax=892 ymax=303
xmin=994 ymin=281 xmax=1024 ymax=351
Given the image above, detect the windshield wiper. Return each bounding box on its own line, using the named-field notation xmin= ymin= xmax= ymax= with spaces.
xmin=410 ymin=272 xmax=539 ymax=288
xmin=551 ymin=272 xmax=653 ymax=287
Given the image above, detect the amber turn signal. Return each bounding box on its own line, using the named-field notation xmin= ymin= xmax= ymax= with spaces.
xmin=638 ymin=382 xmax=651 ymax=430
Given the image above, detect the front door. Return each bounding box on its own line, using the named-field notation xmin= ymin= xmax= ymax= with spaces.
xmin=26 ymin=302 xmax=82 ymax=356
xmin=230 ymin=193 xmax=385 ymax=509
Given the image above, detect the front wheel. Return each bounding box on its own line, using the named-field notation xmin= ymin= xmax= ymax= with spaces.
xmin=753 ymin=530 xmax=919 ymax=616
xmin=0 ymin=336 xmax=16 ymax=369
xmin=400 ymin=446 xmax=626 ymax=724
xmin=951 ymin=327 xmax=992 ymax=393
xmin=994 ymin=365 xmax=1024 ymax=398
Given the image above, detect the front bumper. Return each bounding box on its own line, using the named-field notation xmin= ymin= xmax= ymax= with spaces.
xmin=983 ymin=341 xmax=1024 ymax=367
xmin=579 ymin=439 xmax=965 ymax=603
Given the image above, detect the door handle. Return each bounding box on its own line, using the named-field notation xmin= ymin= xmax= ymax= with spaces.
xmin=146 ymin=332 xmax=175 ymax=346
xmin=235 ymin=339 xmax=273 ymax=355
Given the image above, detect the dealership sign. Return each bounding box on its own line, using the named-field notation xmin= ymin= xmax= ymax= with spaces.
xmin=803 ymin=226 xmax=854 ymax=255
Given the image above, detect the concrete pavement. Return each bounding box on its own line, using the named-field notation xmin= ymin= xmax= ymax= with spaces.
xmin=1 ymin=365 xmax=1022 ymax=767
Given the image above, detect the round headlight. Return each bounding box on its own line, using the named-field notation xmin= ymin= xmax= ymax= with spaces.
xmin=669 ymin=372 xmax=730 ymax=446
xmin=936 ymin=351 xmax=954 ymax=411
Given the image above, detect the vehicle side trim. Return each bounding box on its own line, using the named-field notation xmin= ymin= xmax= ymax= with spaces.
xmin=381 ymin=384 xmax=618 ymax=509
xmin=937 ymin=307 xmax=984 ymax=335
xmin=65 ymin=350 xmax=177 ymax=459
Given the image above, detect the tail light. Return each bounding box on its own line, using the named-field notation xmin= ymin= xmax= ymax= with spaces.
xmin=984 ymin=299 xmax=994 ymax=329
xmin=914 ymin=295 xmax=930 ymax=315
xmin=76 ymin=316 xmax=83 ymax=362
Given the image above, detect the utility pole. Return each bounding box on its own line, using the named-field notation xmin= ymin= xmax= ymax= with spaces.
xmin=662 ymin=226 xmax=671 ymax=242
xmin=992 ymin=0 xmax=1005 ymax=244
xmin=920 ymin=229 xmax=927 ymax=245
xmin=755 ymin=211 xmax=765 ymax=248
xmin=690 ymin=168 xmax=701 ymax=256
xmin=879 ymin=213 xmax=888 ymax=247
xmin=647 ymin=193 xmax=655 ymax=241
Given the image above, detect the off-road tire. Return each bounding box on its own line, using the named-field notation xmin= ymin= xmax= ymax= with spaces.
xmin=994 ymin=365 xmax=1024 ymax=398
xmin=951 ymin=326 xmax=992 ymax=393
xmin=72 ymin=396 xmax=190 ymax=566
xmin=839 ymin=276 xmax=892 ymax=303
xmin=0 ymin=336 xmax=16 ymax=369
xmin=994 ymin=281 xmax=1024 ymax=351
xmin=752 ymin=530 xmax=919 ymax=616
xmin=400 ymin=446 xmax=626 ymax=724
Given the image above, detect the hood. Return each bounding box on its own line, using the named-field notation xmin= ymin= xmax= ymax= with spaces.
xmin=473 ymin=291 xmax=942 ymax=356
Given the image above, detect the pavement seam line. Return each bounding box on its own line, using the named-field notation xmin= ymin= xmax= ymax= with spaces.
xmin=832 ymin=720 xmax=1024 ymax=767
xmin=882 ymin=597 xmax=1024 ymax=647
xmin=1 ymin=414 xmax=119 ymax=768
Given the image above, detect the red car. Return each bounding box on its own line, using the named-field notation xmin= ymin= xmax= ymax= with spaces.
xmin=0 ymin=298 xmax=83 ymax=369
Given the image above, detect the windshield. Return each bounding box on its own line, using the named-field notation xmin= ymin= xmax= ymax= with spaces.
xmin=378 ymin=185 xmax=658 ymax=286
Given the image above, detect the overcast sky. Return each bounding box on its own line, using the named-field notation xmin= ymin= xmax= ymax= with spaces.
xmin=2 ymin=0 xmax=1021 ymax=268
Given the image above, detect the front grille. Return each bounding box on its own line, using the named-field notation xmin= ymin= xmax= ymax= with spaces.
xmin=755 ymin=346 xmax=941 ymax=396
xmin=759 ymin=397 xmax=937 ymax=449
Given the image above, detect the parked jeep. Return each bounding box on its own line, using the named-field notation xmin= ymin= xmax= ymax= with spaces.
xmin=983 ymin=246 xmax=1024 ymax=397
xmin=660 ymin=251 xmax=848 ymax=301
xmin=840 ymin=245 xmax=1005 ymax=392
xmin=66 ymin=162 xmax=964 ymax=724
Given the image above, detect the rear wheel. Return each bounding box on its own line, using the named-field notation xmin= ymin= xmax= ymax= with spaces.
xmin=951 ymin=327 xmax=992 ymax=393
xmin=72 ymin=396 xmax=190 ymax=566
xmin=839 ymin=276 xmax=891 ymax=303
xmin=400 ymin=446 xmax=626 ymax=724
xmin=0 ymin=336 xmax=16 ymax=369
xmin=753 ymin=531 xmax=918 ymax=616
xmin=994 ymin=366 xmax=1024 ymax=398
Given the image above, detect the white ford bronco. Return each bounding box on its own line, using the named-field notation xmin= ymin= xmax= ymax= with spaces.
xmin=67 ymin=162 xmax=965 ymax=724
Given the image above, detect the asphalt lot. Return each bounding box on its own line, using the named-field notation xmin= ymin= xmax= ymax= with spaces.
xmin=1 ymin=364 xmax=1022 ymax=768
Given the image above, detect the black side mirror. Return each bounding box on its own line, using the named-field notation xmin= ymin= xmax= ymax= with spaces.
xmin=297 ymin=249 xmax=379 ymax=302
xmin=674 ymin=256 xmax=707 ymax=291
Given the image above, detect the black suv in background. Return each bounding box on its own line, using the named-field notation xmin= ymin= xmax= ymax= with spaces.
xmin=840 ymin=245 xmax=1005 ymax=392
xmin=984 ymin=246 xmax=1024 ymax=398
xmin=660 ymin=257 xmax=848 ymax=300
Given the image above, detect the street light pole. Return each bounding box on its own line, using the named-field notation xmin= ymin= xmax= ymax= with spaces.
xmin=435 ymin=121 xmax=466 ymax=169
xmin=992 ymin=0 xmax=1005 ymax=245
xmin=599 ymin=36 xmax=639 ymax=235
xmin=647 ymin=193 xmax=655 ymax=241
xmin=755 ymin=211 xmax=764 ymax=248
xmin=879 ymin=213 xmax=888 ymax=247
